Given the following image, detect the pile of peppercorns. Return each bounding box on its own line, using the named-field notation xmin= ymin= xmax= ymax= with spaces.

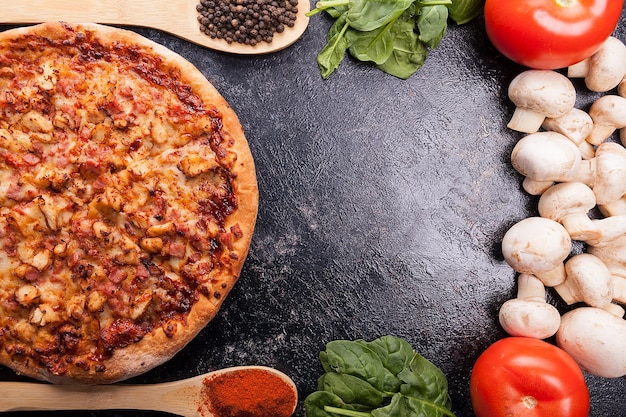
xmin=196 ymin=0 xmax=299 ymax=46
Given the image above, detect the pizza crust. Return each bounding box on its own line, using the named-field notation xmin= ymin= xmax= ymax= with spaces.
xmin=0 ymin=22 xmax=258 ymax=384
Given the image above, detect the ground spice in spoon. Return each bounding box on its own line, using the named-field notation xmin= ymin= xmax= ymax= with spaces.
xmin=199 ymin=367 xmax=297 ymax=417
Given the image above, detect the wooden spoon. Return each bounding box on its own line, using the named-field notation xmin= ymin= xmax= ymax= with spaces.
xmin=0 ymin=365 xmax=298 ymax=416
xmin=0 ymin=0 xmax=310 ymax=54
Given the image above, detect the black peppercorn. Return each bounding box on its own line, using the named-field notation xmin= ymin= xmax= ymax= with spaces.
xmin=196 ymin=0 xmax=298 ymax=46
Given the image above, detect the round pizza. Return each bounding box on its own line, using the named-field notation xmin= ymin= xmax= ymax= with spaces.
xmin=0 ymin=22 xmax=258 ymax=384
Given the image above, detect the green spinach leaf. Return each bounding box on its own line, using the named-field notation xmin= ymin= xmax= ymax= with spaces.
xmin=316 ymin=15 xmax=352 ymax=79
xmin=347 ymin=23 xmax=395 ymax=65
xmin=376 ymin=18 xmax=428 ymax=80
xmin=345 ymin=0 xmax=415 ymax=31
xmin=372 ymin=392 xmax=457 ymax=417
xmin=307 ymin=0 xmax=483 ymax=79
xmin=305 ymin=336 xmax=457 ymax=417
xmin=363 ymin=335 xmax=415 ymax=375
xmin=304 ymin=391 xmax=359 ymax=417
xmin=398 ymin=353 xmax=454 ymax=411
xmin=321 ymin=339 xmax=402 ymax=393
xmin=447 ymin=0 xmax=485 ymax=24
xmin=417 ymin=5 xmax=448 ymax=48
xmin=318 ymin=372 xmax=388 ymax=408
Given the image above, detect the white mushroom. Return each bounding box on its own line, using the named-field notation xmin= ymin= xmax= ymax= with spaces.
xmin=586 ymin=95 xmax=626 ymax=145
xmin=542 ymin=108 xmax=595 ymax=159
xmin=538 ymin=182 xmax=600 ymax=242
xmin=556 ymin=307 xmax=626 ymax=378
xmin=501 ymin=217 xmax=572 ymax=287
xmin=520 ymin=177 xmax=554 ymax=196
xmin=589 ymin=234 xmax=626 ymax=279
xmin=512 ymin=135 xmax=626 ymax=204
xmin=555 ymin=253 xmax=613 ymax=308
xmin=568 ymin=36 xmax=626 ymax=93
xmin=499 ymin=273 xmax=561 ymax=339
xmin=591 ymin=142 xmax=626 ymax=206
xmin=511 ymin=131 xmax=594 ymax=195
xmin=507 ymin=70 xmax=576 ymax=133
xmin=537 ymin=182 xmax=626 ymax=246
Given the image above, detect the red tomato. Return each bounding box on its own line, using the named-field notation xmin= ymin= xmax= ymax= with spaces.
xmin=484 ymin=0 xmax=624 ymax=69
xmin=470 ymin=337 xmax=589 ymax=417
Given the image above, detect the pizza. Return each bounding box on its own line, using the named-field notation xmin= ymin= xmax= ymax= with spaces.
xmin=0 ymin=22 xmax=258 ymax=384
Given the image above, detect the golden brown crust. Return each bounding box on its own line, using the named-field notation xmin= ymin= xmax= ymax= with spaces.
xmin=0 ymin=22 xmax=258 ymax=384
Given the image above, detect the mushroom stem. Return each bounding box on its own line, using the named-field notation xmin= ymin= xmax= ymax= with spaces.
xmin=522 ymin=178 xmax=554 ymax=195
xmin=598 ymin=196 xmax=626 ymax=217
xmin=584 ymin=215 xmax=626 ymax=247
xmin=508 ymin=108 xmax=546 ymax=134
xmin=516 ymin=273 xmax=546 ymax=300
xmin=499 ymin=274 xmax=561 ymax=339
xmin=567 ymin=59 xmax=589 ymax=79
xmin=563 ymin=159 xmax=596 ymax=185
xmin=536 ymin=264 xmax=568 ymax=287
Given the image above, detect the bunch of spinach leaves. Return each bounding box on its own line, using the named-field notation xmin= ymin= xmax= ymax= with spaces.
xmin=306 ymin=0 xmax=485 ymax=79
xmin=304 ymin=335 xmax=457 ymax=417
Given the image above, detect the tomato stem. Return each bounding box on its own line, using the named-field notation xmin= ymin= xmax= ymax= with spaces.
xmin=555 ymin=0 xmax=576 ymax=6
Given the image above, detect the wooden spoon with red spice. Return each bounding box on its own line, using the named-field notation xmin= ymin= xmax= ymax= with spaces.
xmin=0 ymin=0 xmax=310 ymax=54
xmin=0 ymin=365 xmax=298 ymax=417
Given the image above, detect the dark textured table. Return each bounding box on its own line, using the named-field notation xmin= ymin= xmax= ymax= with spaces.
xmin=1 ymin=3 xmax=626 ymax=416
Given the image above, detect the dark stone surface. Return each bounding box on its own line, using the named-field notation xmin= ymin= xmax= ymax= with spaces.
xmin=1 ymin=3 xmax=626 ymax=416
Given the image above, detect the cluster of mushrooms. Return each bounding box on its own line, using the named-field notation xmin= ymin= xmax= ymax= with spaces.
xmin=499 ymin=36 xmax=626 ymax=379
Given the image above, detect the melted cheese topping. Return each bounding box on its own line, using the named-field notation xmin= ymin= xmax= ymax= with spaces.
xmin=0 ymin=27 xmax=243 ymax=377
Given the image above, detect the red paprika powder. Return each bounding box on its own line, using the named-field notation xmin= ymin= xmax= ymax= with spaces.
xmin=199 ymin=367 xmax=297 ymax=417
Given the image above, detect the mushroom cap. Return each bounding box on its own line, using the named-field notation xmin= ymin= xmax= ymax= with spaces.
xmin=511 ymin=132 xmax=581 ymax=182
xmin=502 ymin=217 xmax=572 ymax=275
xmin=586 ymin=36 xmax=626 ymax=93
xmin=556 ymin=307 xmax=626 ymax=378
xmin=562 ymin=253 xmax=613 ymax=308
xmin=541 ymin=108 xmax=593 ymax=146
xmin=588 ymin=95 xmax=626 ymax=128
xmin=499 ymin=298 xmax=561 ymax=339
xmin=508 ymin=70 xmax=576 ymax=118
xmin=593 ymin=142 xmax=626 ymax=205
xmin=538 ymin=182 xmax=596 ymax=222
